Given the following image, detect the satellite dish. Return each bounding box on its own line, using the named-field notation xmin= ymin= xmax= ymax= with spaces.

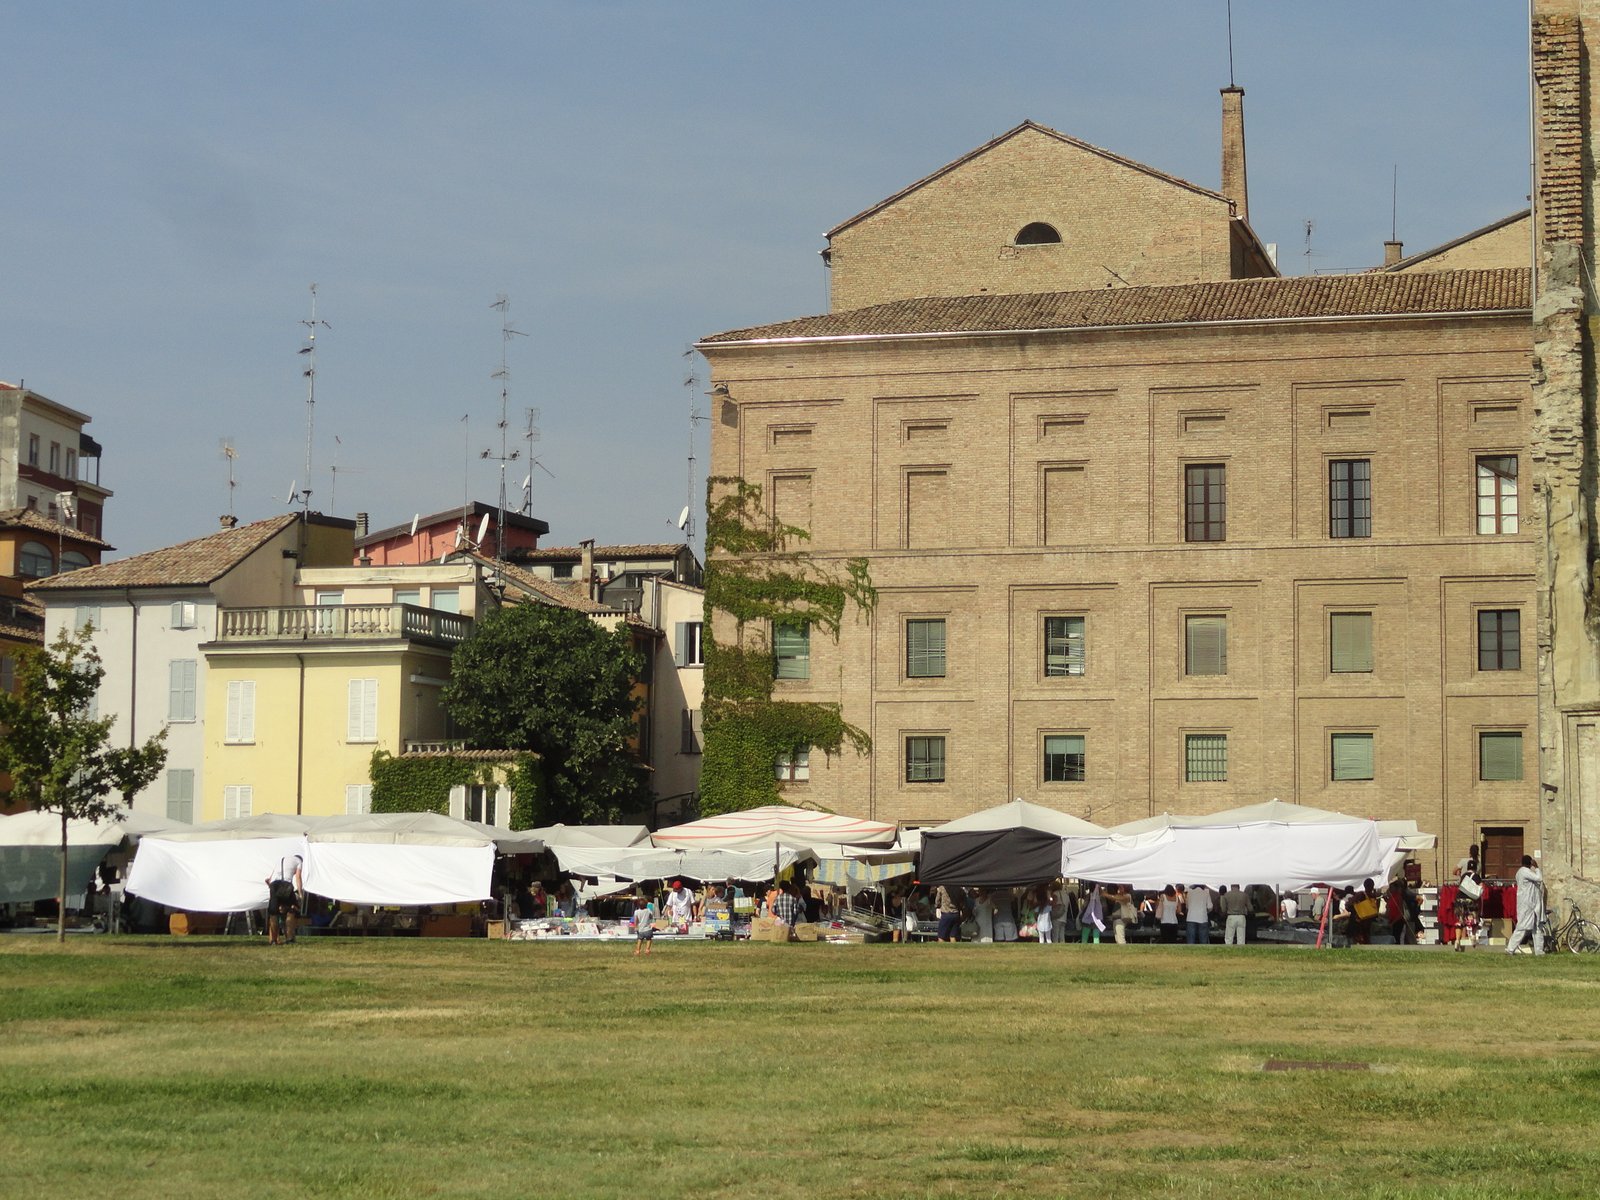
xmin=675 ymin=505 xmax=691 ymax=531
xmin=409 ymin=514 xmax=420 ymax=537
xmin=476 ymin=513 xmax=492 ymax=546
xmin=453 ymin=526 xmax=463 ymax=548
xmin=285 ymin=479 xmax=297 ymax=505
xmin=521 ymin=474 xmax=532 ymax=491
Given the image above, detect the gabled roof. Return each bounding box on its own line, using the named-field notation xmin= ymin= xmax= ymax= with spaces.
xmin=510 ymin=543 xmax=689 ymax=563
xmin=26 ymin=514 xmax=299 ymax=593
xmin=700 ymin=267 xmax=1531 ymax=346
xmin=1384 ymin=209 xmax=1530 ymax=272
xmin=0 ymin=507 xmax=114 ymax=550
xmin=471 ymin=555 xmax=614 ymax=615
xmin=356 ymin=500 xmax=549 ymax=548
xmin=826 ymin=119 xmax=1230 ymax=240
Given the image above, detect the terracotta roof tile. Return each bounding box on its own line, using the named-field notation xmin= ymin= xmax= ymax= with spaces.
xmin=700 ymin=268 xmax=1531 ymax=346
xmin=26 ymin=514 xmax=299 ymax=592
xmin=512 ymin=543 xmax=687 ymax=561
xmin=0 ymin=507 xmax=114 ymax=550
xmin=488 ymin=559 xmax=615 ymax=614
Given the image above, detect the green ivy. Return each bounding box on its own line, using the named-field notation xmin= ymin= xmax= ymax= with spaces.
xmin=699 ymin=476 xmax=875 ymax=816
xmin=368 ymin=749 xmax=544 ymax=827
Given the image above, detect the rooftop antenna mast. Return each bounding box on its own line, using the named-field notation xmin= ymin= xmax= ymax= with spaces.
xmin=297 ymin=283 xmax=329 ymax=511
xmin=220 ymin=439 xmax=238 ymax=517
xmin=521 ymin=406 xmax=553 ymax=519
xmin=1226 ymin=0 xmax=1235 ymax=87
xmin=1391 ymin=164 xmax=1399 ymax=243
xmin=482 ymin=294 xmax=527 ymax=564
xmin=680 ymin=347 xmax=709 ymax=548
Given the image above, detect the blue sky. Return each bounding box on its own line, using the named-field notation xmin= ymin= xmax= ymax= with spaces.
xmin=2 ymin=2 xmax=1531 ymax=558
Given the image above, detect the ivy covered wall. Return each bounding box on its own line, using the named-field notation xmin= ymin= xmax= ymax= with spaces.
xmin=369 ymin=749 xmax=544 ymax=830
xmin=699 ymin=477 xmax=875 ymax=814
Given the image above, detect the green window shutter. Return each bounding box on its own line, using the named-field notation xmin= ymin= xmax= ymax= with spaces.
xmin=1185 ymin=616 xmax=1227 ymax=676
xmin=1331 ymin=733 xmax=1374 ymax=781
xmin=1479 ymin=733 xmax=1523 ymax=781
xmin=673 ymin=622 xmax=687 ymax=667
xmin=1330 ymin=613 xmax=1373 ymax=673
xmin=773 ymin=622 xmax=810 ymax=680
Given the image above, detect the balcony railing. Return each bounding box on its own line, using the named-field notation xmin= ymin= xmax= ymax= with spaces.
xmin=216 ymin=603 xmax=472 ymax=646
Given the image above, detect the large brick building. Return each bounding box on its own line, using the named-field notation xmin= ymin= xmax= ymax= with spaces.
xmin=698 ymin=89 xmax=1537 ymax=879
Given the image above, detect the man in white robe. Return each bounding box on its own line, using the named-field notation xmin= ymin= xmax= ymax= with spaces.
xmin=1504 ymin=856 xmax=1544 ymax=956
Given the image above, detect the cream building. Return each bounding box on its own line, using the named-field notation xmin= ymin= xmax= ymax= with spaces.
xmin=699 ymin=89 xmax=1538 ymax=880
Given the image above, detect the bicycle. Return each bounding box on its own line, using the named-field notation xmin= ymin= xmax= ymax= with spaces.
xmin=1523 ymin=900 xmax=1600 ymax=953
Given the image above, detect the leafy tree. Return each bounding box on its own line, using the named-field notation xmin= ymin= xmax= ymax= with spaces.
xmin=0 ymin=627 xmax=167 ymax=943
xmin=441 ymin=601 xmax=647 ymax=824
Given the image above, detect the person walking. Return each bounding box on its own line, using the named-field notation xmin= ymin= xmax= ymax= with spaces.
xmin=1505 ymin=856 xmax=1545 ymax=956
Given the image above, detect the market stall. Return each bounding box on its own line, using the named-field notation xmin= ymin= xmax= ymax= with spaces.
xmin=918 ymin=800 xmax=1110 ymax=888
xmin=0 ymin=808 xmax=172 ymax=905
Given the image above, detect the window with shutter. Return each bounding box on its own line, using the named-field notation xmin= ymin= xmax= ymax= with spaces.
xmin=773 ymin=622 xmax=810 ymax=680
xmin=347 ymin=679 xmax=378 ymax=742
xmin=1330 ymin=733 xmax=1375 ymax=781
xmin=168 ymin=660 xmax=198 ymax=721
xmin=1044 ymin=616 xmax=1086 ymax=677
xmin=448 ymin=785 xmax=467 ymax=820
xmin=1184 ymin=615 xmax=1228 ymax=676
xmin=225 ymin=680 xmax=255 ymax=743
xmin=76 ymin=606 xmax=101 ymax=633
xmin=905 ymin=618 xmax=947 ymax=678
xmin=681 ymin=708 xmax=703 ymax=755
xmin=223 ymin=785 xmax=253 ymax=819
xmin=170 ymin=601 xmax=197 ymax=629
xmin=166 ymin=770 xmax=195 ymax=823
xmin=345 ymin=785 xmax=372 ymax=815
xmin=1475 ymin=455 xmax=1519 ymax=534
xmin=1329 ymin=613 xmax=1374 ymax=673
xmin=1479 ymin=732 xmax=1524 ymax=781
xmin=674 ymin=621 xmax=704 ymax=667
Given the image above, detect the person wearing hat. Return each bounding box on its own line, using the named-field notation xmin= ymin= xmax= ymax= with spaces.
xmin=664 ymin=879 xmax=695 ymax=929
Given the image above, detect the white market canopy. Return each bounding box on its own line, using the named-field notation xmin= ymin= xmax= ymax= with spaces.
xmin=651 ymin=805 xmax=897 ymax=852
xmin=1062 ymin=800 xmax=1408 ymax=891
xmin=0 ymin=808 xmax=174 ymax=904
xmin=548 ymin=843 xmax=816 ymax=884
xmin=525 ymin=823 xmax=649 ymax=849
xmin=932 ymin=799 xmax=1110 ymax=838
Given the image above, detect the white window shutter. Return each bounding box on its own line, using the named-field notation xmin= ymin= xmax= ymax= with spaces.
xmin=364 ymin=680 xmax=377 ymax=741
xmin=493 ymin=786 xmax=512 ymax=827
xmin=239 ymin=786 xmax=253 ymax=817
xmin=225 ymin=681 xmax=241 ymax=742
xmin=347 ymin=680 xmax=363 ymax=741
xmin=448 ymin=785 xmax=466 ymax=821
xmin=348 ymin=679 xmax=377 ymax=741
xmin=240 ymin=681 xmax=255 ymax=742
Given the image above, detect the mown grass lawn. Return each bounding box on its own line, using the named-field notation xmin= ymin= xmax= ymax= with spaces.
xmin=2 ymin=936 xmax=1597 ymax=1200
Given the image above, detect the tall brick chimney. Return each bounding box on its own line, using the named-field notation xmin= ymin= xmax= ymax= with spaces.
xmin=1383 ymin=240 xmax=1405 ymax=268
xmin=579 ymin=538 xmax=595 ymax=601
xmin=1221 ymin=86 xmax=1249 ymax=224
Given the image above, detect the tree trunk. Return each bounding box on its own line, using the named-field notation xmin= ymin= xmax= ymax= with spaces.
xmin=57 ymin=808 xmax=68 ymax=944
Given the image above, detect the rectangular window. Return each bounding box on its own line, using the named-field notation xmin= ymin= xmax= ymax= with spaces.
xmin=27 ymin=434 xmax=39 ymax=466
xmin=347 ymin=678 xmax=378 ymax=742
xmin=1479 ymin=732 xmax=1524 ymax=782
xmin=1477 ymin=609 xmax=1521 ymax=671
xmin=66 ymin=448 xmax=77 ymax=479
xmin=76 ymin=605 xmax=100 ymax=633
xmin=166 ymin=769 xmax=195 ymax=824
xmin=906 ymin=618 xmax=947 ymax=679
xmin=1184 ymin=615 xmax=1228 ymax=677
xmin=48 ymin=442 xmax=61 ymax=474
xmin=393 ymin=589 xmax=422 ymax=608
xmin=431 ymin=590 xmax=460 ymax=614
xmin=1185 ymin=733 xmax=1228 ymax=782
xmin=1329 ymin=612 xmax=1374 ymax=673
xmin=1331 ymin=732 xmax=1375 ymax=781
xmin=1476 ymin=455 xmax=1519 ymax=534
xmin=224 ymin=680 xmax=256 ymax=744
xmin=773 ymin=622 xmax=810 ymax=680
xmin=905 ymin=735 xmax=946 ymax=784
xmin=1044 ymin=616 xmax=1086 ymax=677
xmin=1184 ymin=463 xmax=1226 ymax=542
xmin=1043 ymin=735 xmax=1086 ymax=783
xmin=674 ymin=621 xmax=704 ymax=667
xmin=168 ymin=659 xmax=198 ymax=722
xmin=775 ymin=749 xmax=811 ymax=781
xmin=681 ymin=708 xmax=703 ymax=755
xmin=345 ymin=784 xmax=372 ymax=815
xmin=1329 ymin=459 xmax=1372 ymax=538
xmin=223 ymin=784 xmax=253 ymax=820
xmin=170 ymin=601 xmax=197 ymax=629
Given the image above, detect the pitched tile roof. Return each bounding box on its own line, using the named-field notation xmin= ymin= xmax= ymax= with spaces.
xmin=26 ymin=514 xmax=298 ymax=592
xmin=486 ymin=559 xmax=615 ymax=614
xmin=0 ymin=507 xmax=114 ymax=550
xmin=700 ymin=267 xmax=1531 ymax=346
xmin=1383 ymin=210 xmax=1530 ymax=272
xmin=512 ymin=543 xmax=687 ymax=562
xmin=826 ymin=120 xmax=1230 ymax=239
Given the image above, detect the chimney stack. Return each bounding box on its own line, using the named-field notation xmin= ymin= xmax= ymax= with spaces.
xmin=579 ymin=538 xmax=596 ymax=601
xmin=219 ymin=514 xmax=238 ymax=529
xmin=1383 ymin=240 xmax=1404 ymax=268
xmin=1220 ymin=86 xmax=1249 ymax=224
xmin=355 ymin=511 xmax=369 ymax=539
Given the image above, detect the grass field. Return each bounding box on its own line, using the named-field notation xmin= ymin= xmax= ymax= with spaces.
xmin=2 ymin=936 xmax=1597 ymax=1200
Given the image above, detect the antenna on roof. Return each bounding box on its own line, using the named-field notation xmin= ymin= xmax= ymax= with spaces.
xmin=1391 ymin=164 xmax=1399 ymax=243
xmin=522 ymin=408 xmax=545 ymax=517
xmin=680 ymin=346 xmax=709 ymax=548
xmin=1226 ymin=0 xmax=1235 ymax=88
xmin=480 ymin=295 xmax=528 ymax=568
xmin=219 ymin=439 xmax=238 ymax=518
xmin=409 ymin=513 xmax=420 ymax=537
xmin=297 ymin=283 xmax=330 ymax=513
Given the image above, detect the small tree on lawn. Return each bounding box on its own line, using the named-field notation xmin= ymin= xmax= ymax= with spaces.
xmin=0 ymin=627 xmax=167 ymax=942
xmin=441 ymin=601 xmax=647 ymax=825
